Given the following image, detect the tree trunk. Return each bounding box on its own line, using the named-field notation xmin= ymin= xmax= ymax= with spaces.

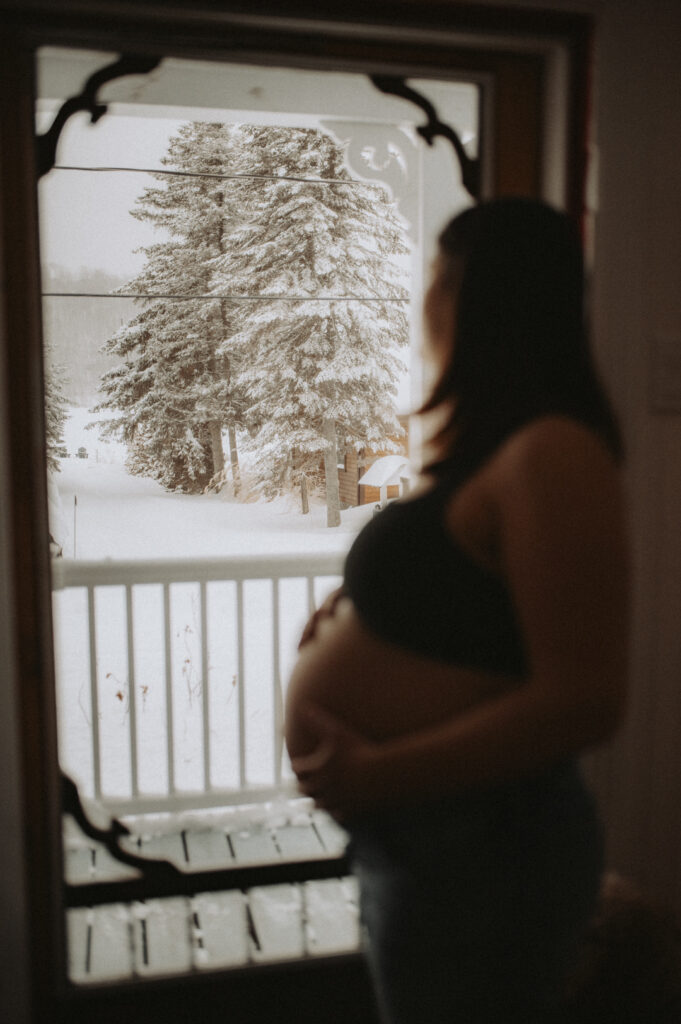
xmin=322 ymin=417 xmax=341 ymax=527
xmin=208 ymin=420 xmax=225 ymax=476
xmin=228 ymin=424 xmax=240 ymax=495
xmin=300 ymin=473 xmax=310 ymax=515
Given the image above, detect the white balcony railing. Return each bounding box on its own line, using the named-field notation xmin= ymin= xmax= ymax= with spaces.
xmin=52 ymin=553 xmax=344 ymax=817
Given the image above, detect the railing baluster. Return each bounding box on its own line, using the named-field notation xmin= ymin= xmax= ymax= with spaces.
xmin=200 ymin=581 xmax=210 ymax=793
xmin=163 ymin=583 xmax=175 ymax=796
xmin=54 ymin=554 xmax=346 ymax=814
xmin=88 ymin=585 xmax=102 ymax=801
xmin=272 ymin=577 xmax=283 ymax=785
xmin=126 ymin=584 xmax=139 ymax=799
xmin=236 ymin=579 xmax=246 ymax=788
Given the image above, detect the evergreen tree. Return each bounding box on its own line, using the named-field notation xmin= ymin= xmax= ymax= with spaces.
xmin=213 ymin=126 xmax=409 ymax=525
xmin=44 ymin=348 xmax=69 ymax=473
xmin=96 ymin=123 xmax=251 ymax=492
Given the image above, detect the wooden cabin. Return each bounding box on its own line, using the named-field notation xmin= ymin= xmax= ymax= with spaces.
xmin=338 ymin=415 xmax=410 ymax=507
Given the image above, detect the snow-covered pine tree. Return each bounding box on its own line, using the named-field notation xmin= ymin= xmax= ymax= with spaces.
xmin=213 ymin=125 xmax=410 ymax=525
xmin=44 ymin=347 xmax=69 ymax=473
xmin=95 ymin=123 xmax=251 ymax=492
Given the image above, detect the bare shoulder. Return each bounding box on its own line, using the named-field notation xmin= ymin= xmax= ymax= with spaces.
xmin=444 ymin=416 xmax=625 ymax=574
xmin=503 ymin=415 xmax=616 ymax=469
xmin=492 ymin=416 xmax=622 ymax=500
xmin=479 ymin=416 xmax=626 ymax=569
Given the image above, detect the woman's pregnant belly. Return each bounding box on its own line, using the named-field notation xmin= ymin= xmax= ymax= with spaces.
xmin=285 ymin=598 xmax=520 ymax=759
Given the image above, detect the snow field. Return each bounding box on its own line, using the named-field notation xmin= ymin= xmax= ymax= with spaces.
xmin=52 ymin=408 xmax=371 ymax=801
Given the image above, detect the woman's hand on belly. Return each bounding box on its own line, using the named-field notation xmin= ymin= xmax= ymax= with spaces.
xmin=297 ymin=585 xmax=346 ymax=649
xmin=285 ymin=600 xmax=519 ymax=820
xmin=289 ymin=703 xmax=383 ymax=823
xmin=285 ymin=597 xmax=521 ymax=763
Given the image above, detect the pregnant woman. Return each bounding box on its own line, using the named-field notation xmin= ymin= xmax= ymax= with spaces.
xmin=285 ymin=198 xmax=629 ymax=1024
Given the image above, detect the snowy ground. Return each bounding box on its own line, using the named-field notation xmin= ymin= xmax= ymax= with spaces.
xmin=51 ymin=408 xmax=378 ymax=802
xmin=53 ymin=407 xmax=373 ymax=560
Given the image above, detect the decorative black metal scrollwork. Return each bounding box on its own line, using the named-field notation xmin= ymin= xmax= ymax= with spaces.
xmin=370 ymin=75 xmax=480 ymax=201
xmin=36 ymin=58 xmax=478 ymax=198
xmin=61 ymin=771 xmax=177 ymax=880
xmin=36 ymin=54 xmax=162 ymax=179
xmin=62 ymin=772 xmax=350 ymax=908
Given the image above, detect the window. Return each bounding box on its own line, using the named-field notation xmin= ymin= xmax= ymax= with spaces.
xmin=39 ymin=52 xmax=479 ymax=983
xmin=39 ymin=49 xmax=477 ymax=814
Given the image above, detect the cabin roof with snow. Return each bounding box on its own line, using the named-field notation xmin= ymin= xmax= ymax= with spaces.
xmin=357 ymin=454 xmax=410 ymax=488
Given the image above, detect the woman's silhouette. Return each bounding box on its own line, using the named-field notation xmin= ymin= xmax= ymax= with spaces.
xmin=286 ymin=198 xmax=629 ymax=1023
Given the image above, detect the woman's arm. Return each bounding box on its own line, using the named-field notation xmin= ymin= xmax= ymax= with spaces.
xmin=292 ymin=418 xmax=629 ymax=818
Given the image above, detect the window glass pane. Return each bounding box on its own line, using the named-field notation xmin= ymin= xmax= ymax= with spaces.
xmin=39 ymin=48 xmax=476 ymax=807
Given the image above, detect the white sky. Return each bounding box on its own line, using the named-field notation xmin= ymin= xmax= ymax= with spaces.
xmin=38 ymin=112 xmax=184 ymax=280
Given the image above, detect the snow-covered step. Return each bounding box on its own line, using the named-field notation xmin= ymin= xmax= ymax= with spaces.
xmin=89 ymin=904 xmax=135 ymax=980
xmin=65 ymin=808 xmax=355 ymax=983
xmin=273 ymin=821 xmax=326 ymax=860
xmin=64 ymin=846 xmax=93 ymax=885
xmin=136 ymin=831 xmax=187 ymax=866
xmin=92 ymin=843 xmax=140 ymax=880
xmin=305 ymin=878 xmax=360 ymax=956
xmin=184 ymin=828 xmax=233 ymax=869
xmin=67 ymin=879 xmax=361 ymax=983
xmin=230 ymin=826 xmax=280 ymax=865
xmin=312 ymin=810 xmax=349 ymax=855
xmin=133 ymin=898 xmax=193 ymax=977
xmin=192 ymin=891 xmax=249 ymax=970
xmin=64 ymin=814 xmax=346 ymax=890
xmin=249 ymin=884 xmax=305 ymax=962
xmin=67 ymin=904 xmax=134 ymax=983
xmin=66 ymin=908 xmax=91 ymax=984
xmin=64 ymin=839 xmax=140 ymax=883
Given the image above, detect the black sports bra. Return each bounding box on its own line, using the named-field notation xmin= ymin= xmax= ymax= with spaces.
xmin=343 ymin=476 xmax=527 ymax=675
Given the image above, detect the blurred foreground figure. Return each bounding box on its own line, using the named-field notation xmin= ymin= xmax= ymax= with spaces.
xmin=287 ymin=198 xmax=629 ymax=1024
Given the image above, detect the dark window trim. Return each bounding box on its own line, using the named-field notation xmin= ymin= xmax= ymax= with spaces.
xmin=4 ymin=1 xmax=592 ymax=212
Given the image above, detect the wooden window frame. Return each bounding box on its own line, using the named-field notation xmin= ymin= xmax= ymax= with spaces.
xmin=0 ymin=2 xmax=593 ymax=1020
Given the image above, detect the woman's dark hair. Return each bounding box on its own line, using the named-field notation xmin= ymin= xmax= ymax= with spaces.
xmin=421 ymin=197 xmax=622 ymax=476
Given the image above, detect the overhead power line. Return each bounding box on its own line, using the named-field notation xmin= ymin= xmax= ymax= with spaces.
xmin=52 ymin=164 xmax=381 ymax=188
xmin=42 ymin=291 xmax=410 ymax=302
